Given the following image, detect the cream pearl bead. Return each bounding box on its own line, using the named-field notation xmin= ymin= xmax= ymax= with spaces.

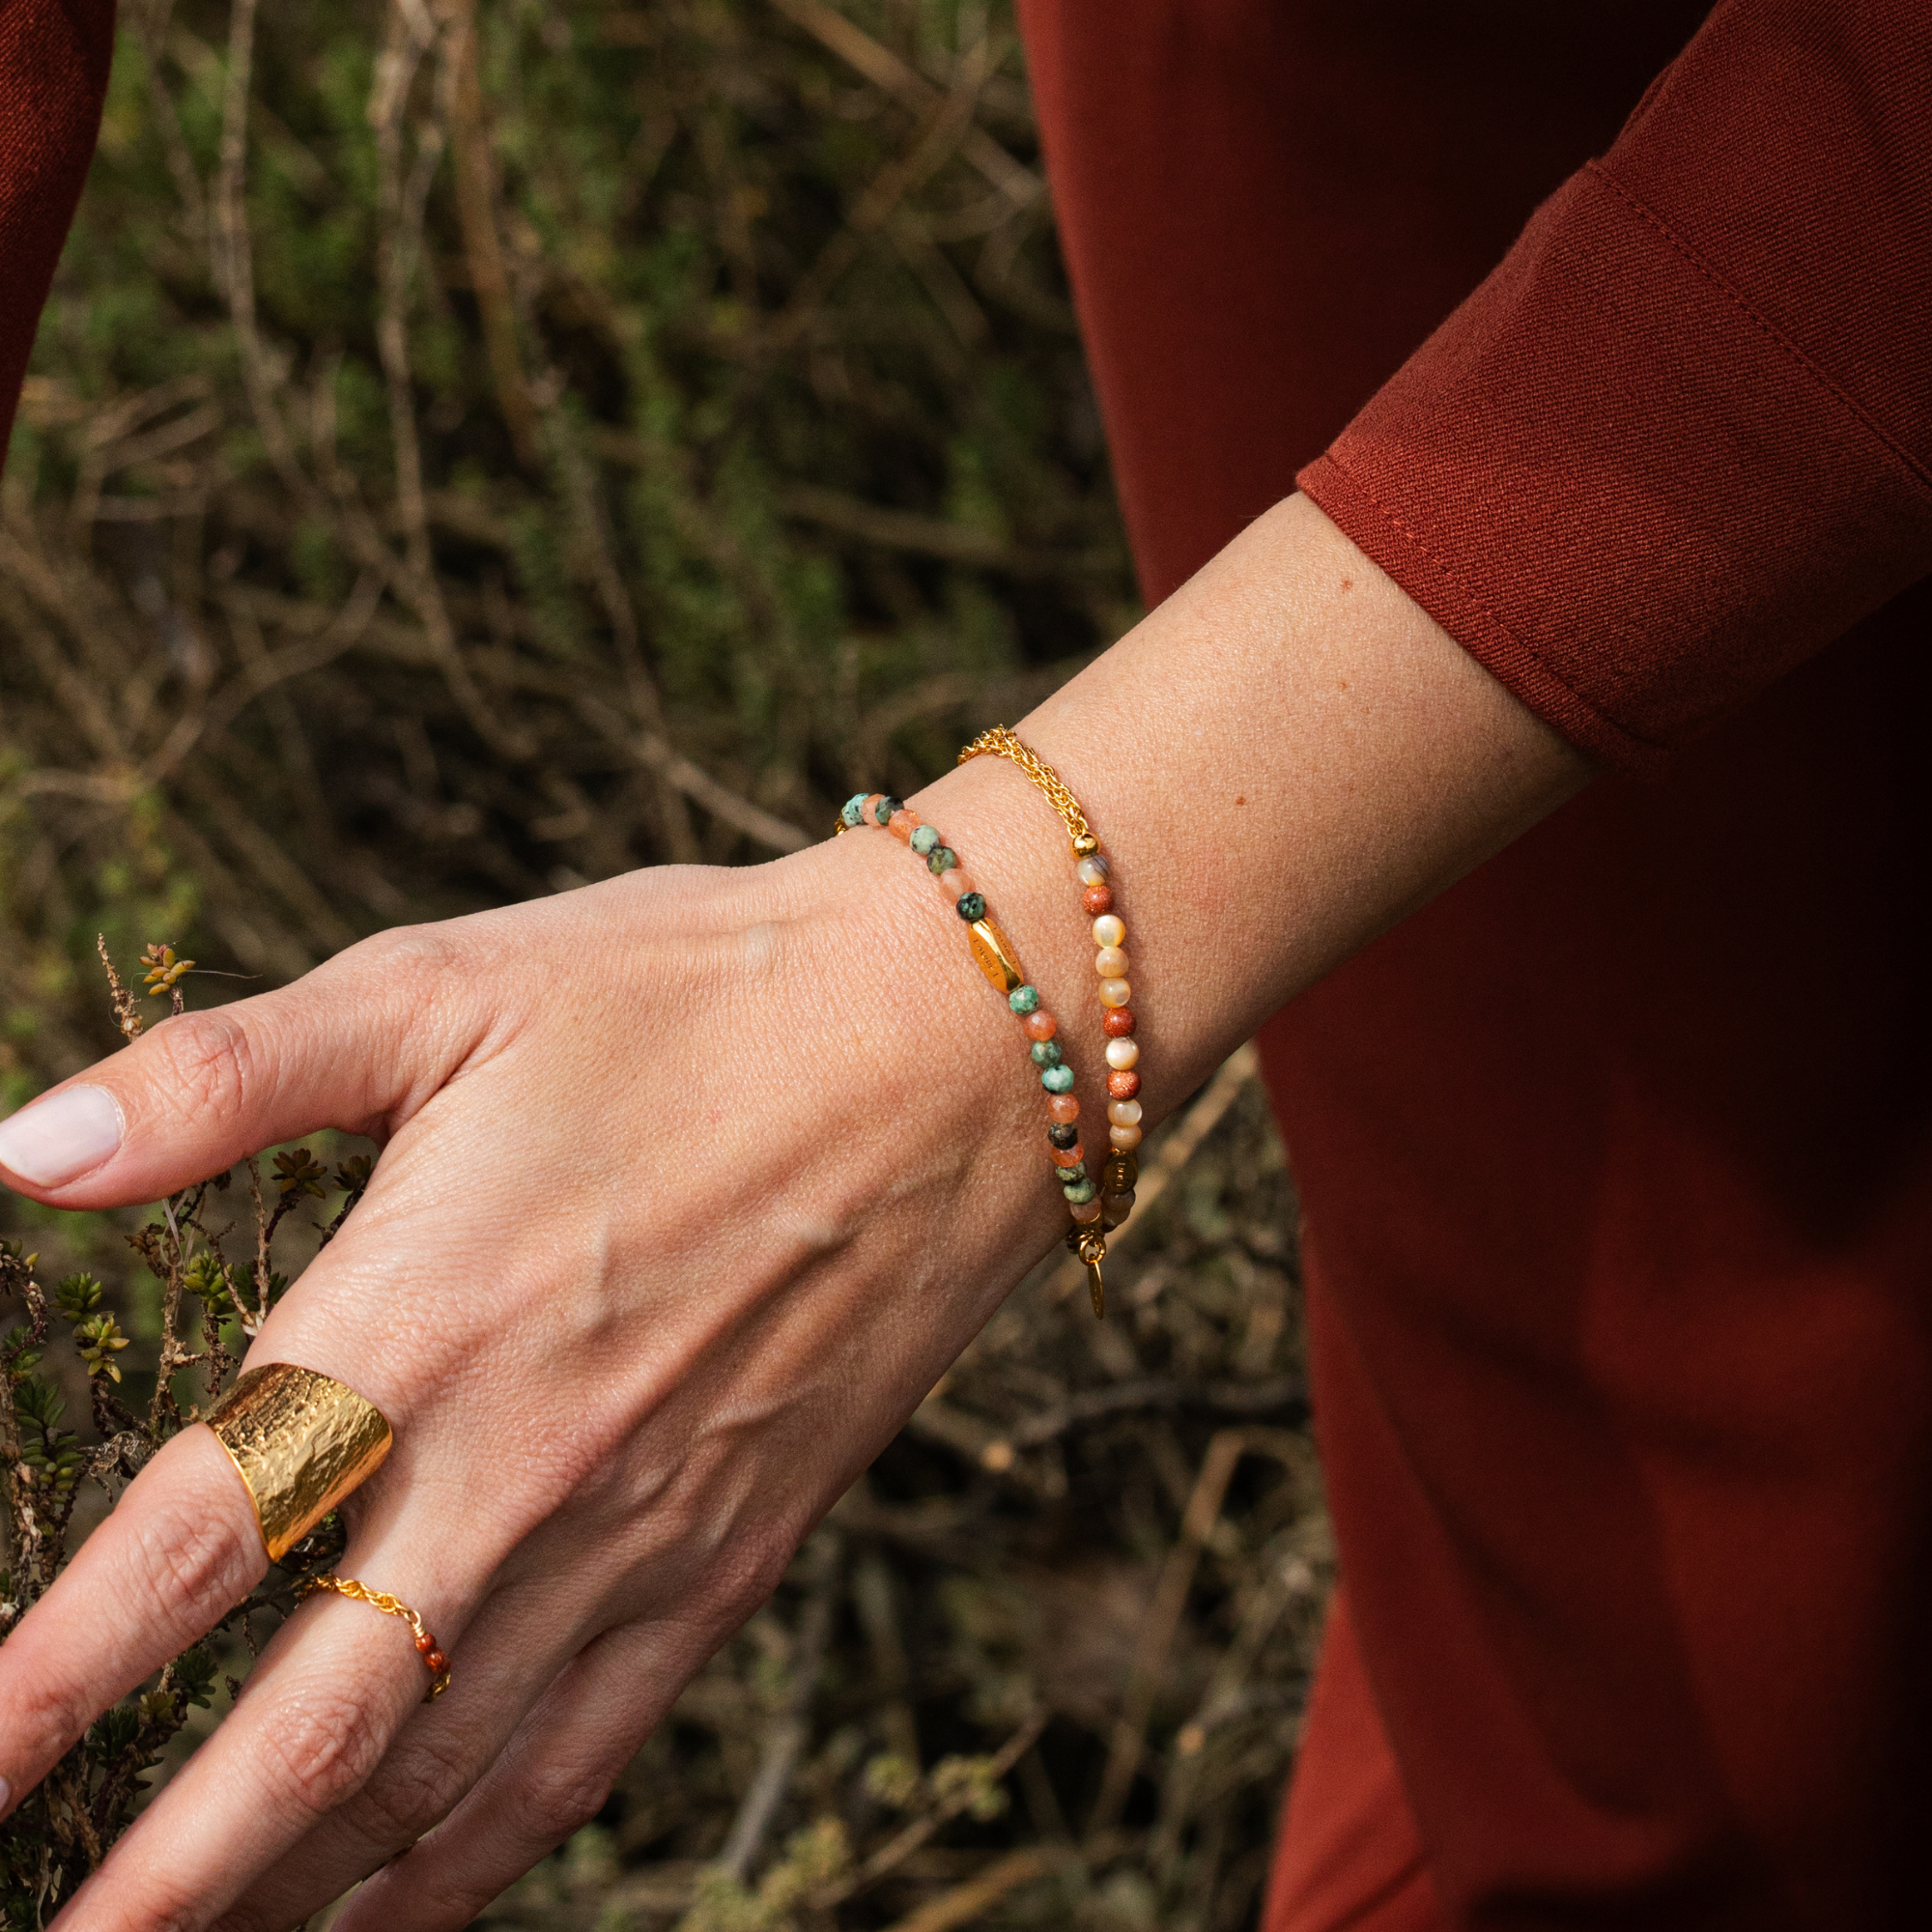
xmin=1092 ymin=913 xmax=1125 ymax=949
xmin=1108 ymin=1098 xmax=1144 ymax=1127
xmin=1097 ymin=978 xmax=1131 ymax=1008
xmin=1105 ymin=1037 xmax=1139 ymax=1070
xmin=1109 ymin=1122 xmax=1144 ymax=1149
xmin=1094 ymin=946 xmax=1128 ymax=979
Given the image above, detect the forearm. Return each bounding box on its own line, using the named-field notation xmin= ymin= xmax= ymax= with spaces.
xmin=888 ymin=492 xmax=1591 ymax=1126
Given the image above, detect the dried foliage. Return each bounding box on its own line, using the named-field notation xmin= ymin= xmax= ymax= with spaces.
xmin=0 ymin=950 xmax=367 ymax=1921
xmin=0 ymin=2 xmax=1328 ymax=1926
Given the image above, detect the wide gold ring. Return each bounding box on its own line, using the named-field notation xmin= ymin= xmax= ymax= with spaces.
xmin=203 ymin=1363 xmax=393 ymax=1562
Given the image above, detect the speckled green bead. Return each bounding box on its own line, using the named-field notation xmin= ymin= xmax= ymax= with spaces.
xmin=1030 ymin=1039 xmax=1063 ymax=1068
xmin=956 ymin=892 xmax=987 ymax=922
xmin=1062 ymin=1179 xmax=1097 ymax=1205
xmin=874 ymin=795 xmax=902 ymax=825
xmin=1009 ymin=984 xmax=1039 ymax=1014
xmin=910 ymin=824 xmax=939 ymax=855
xmin=927 ymin=846 xmax=957 ymax=875
xmin=841 ymin=794 xmax=869 ymax=827
xmin=1040 ymin=1064 xmax=1075 ymax=1094
xmin=1057 ymin=1161 xmax=1087 ymax=1185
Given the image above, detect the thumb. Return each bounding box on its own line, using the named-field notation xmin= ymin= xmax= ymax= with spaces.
xmin=0 ymin=929 xmax=475 ymax=1208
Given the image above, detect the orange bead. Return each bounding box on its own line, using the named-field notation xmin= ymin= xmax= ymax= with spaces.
xmin=415 ymin=1633 xmax=435 ymax=1654
xmin=1047 ymin=1094 xmax=1081 ymax=1124
xmin=1102 ymin=1008 xmax=1136 ymax=1037
xmin=1023 ymin=1009 xmax=1057 ymax=1041
xmin=1051 ymin=1142 xmax=1085 ymax=1168
xmin=1107 ymin=1069 xmax=1141 ymax=1100
xmin=1082 ymin=885 xmax=1113 ymax=915
xmin=425 ymin=1651 xmax=446 ymax=1674
xmin=888 ymin=809 xmax=918 ymax=842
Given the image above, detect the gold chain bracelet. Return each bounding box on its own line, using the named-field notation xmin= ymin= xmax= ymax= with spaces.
xmin=958 ymin=726 xmax=1100 ymax=858
xmin=955 ymin=727 xmax=1143 ymax=1318
xmin=298 ymin=1573 xmax=451 ymax=1700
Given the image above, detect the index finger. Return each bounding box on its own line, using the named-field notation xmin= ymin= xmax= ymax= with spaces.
xmin=0 ymin=1426 xmax=265 ymax=1815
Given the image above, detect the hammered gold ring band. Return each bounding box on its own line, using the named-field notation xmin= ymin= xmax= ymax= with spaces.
xmin=203 ymin=1362 xmax=393 ymax=1562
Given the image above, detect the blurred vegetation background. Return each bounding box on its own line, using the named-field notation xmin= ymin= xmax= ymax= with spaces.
xmin=0 ymin=2 xmax=1327 ymax=1926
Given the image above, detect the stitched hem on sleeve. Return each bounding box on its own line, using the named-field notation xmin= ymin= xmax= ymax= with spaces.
xmin=1297 ymin=453 xmax=1670 ymax=779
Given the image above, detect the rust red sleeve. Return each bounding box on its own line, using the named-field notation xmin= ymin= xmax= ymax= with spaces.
xmin=0 ymin=0 xmax=116 ymax=459
xmin=1298 ymin=0 xmax=1932 ymax=772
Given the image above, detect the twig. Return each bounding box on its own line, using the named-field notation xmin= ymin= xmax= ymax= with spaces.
xmin=879 ymin=1845 xmax=1054 ymax=1932
xmin=779 ymin=485 xmax=1115 ymax=578
xmin=718 ymin=1528 xmax=843 ymax=1879
xmin=815 ymin=1712 xmax=1048 ymax=1909
xmin=1089 ymin=1429 xmax=1249 ymax=1833
xmin=96 ymin=936 xmax=143 ymax=1041
xmin=572 ymin=693 xmax=812 ymax=855
xmin=764 ymin=35 xmax=999 ymax=357
xmin=443 ymin=0 xmax=540 ymax=466
xmin=762 ymin=0 xmax=1039 ymax=207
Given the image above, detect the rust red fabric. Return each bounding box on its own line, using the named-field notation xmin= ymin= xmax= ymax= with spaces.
xmin=0 ymin=0 xmax=114 ymax=458
xmin=1022 ymin=1 xmax=1932 ymax=1927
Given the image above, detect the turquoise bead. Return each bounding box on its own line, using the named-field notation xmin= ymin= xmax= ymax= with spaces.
xmin=840 ymin=794 xmax=869 ymax=827
xmin=1009 ymin=984 xmax=1039 ymax=1014
xmin=1030 ymin=1039 xmax=1063 ymax=1068
xmin=1063 ymin=1179 xmax=1097 ymax=1205
xmin=956 ymin=892 xmax=986 ymax=922
xmin=928 ymin=846 xmax=957 ymax=874
xmin=875 ymin=795 xmax=902 ymax=825
xmin=1040 ymin=1064 xmax=1075 ymax=1094
xmin=910 ymin=825 xmax=939 ymax=855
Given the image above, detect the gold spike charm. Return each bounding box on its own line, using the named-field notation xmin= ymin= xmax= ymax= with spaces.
xmin=1067 ymin=1225 xmax=1108 ymax=1320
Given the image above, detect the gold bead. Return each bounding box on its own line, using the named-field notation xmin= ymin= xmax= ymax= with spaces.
xmin=1072 ymin=833 xmax=1099 ymax=857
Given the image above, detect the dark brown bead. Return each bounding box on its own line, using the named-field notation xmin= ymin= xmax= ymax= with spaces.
xmin=1102 ymin=1007 xmax=1136 ymax=1038
xmin=1081 ymin=884 xmax=1114 ymax=916
xmin=1102 ymin=1193 xmax=1135 ymax=1230
xmin=1047 ymin=1122 xmax=1079 ymax=1149
xmin=1107 ymin=1068 xmax=1141 ymax=1100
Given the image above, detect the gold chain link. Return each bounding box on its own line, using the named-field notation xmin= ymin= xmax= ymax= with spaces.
xmin=957 ymin=727 xmax=1097 ymax=856
xmin=298 ymin=1572 xmax=451 ymax=1700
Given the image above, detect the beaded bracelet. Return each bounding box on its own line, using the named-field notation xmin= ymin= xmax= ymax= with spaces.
xmin=958 ymin=729 xmax=1141 ymax=1283
xmin=837 ymin=791 xmax=1102 ymax=1280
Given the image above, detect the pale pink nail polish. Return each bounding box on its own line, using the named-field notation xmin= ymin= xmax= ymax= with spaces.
xmin=0 ymin=1086 xmax=124 ymax=1187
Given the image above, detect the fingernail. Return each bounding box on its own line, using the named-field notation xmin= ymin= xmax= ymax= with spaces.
xmin=0 ymin=1086 xmax=124 ymax=1187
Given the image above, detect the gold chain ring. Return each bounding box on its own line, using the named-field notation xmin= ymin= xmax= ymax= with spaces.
xmin=298 ymin=1573 xmax=451 ymax=1701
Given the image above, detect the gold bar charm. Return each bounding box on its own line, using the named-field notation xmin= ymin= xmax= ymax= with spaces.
xmin=967 ymin=915 xmax=1026 ymax=995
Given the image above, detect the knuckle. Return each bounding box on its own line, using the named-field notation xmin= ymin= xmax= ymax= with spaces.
xmin=259 ymin=1686 xmax=389 ymax=1819
xmin=349 ymin=921 xmax=465 ymax=983
xmin=508 ymin=1751 xmax=620 ymax=1846
xmin=9 ymin=1669 xmax=95 ymax=1772
xmin=132 ymin=1492 xmax=254 ymax=1633
xmin=147 ymin=1007 xmax=261 ymax=1122
xmin=135 ymin=1897 xmax=203 ymax=1932
xmin=345 ymin=1729 xmax=477 ymax=1848
xmin=697 ymin=1522 xmax=801 ymax=1634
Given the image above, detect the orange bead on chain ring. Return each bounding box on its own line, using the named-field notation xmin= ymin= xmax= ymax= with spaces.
xmin=297 ymin=1573 xmax=452 ymax=1701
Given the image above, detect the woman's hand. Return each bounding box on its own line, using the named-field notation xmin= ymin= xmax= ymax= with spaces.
xmin=0 ymin=492 xmax=1587 ymax=1929
xmin=0 ymin=808 xmax=1091 ymax=1932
